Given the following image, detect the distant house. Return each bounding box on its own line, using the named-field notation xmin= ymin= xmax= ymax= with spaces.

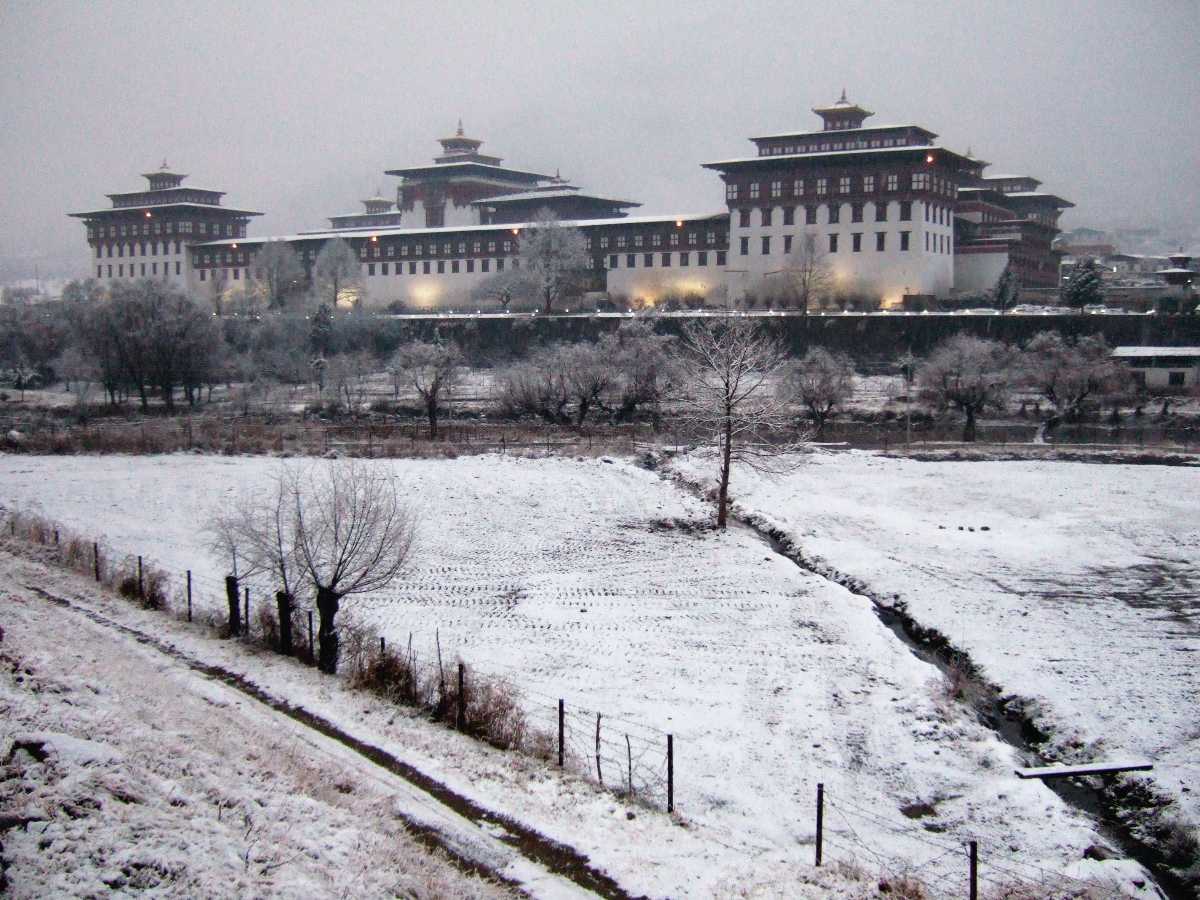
xmin=1112 ymin=347 xmax=1200 ymax=390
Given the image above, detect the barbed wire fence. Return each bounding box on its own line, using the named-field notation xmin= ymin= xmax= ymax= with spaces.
xmin=3 ymin=508 xmax=678 ymax=811
xmin=1 ymin=508 xmax=1152 ymax=895
xmin=815 ymin=785 xmax=1129 ymax=899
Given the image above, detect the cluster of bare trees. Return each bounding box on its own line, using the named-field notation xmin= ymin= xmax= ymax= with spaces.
xmin=493 ymin=320 xmax=676 ymax=427
xmin=70 ymin=280 xmax=223 ymax=411
xmin=471 ymin=211 xmax=593 ymax=314
xmin=213 ymin=461 xmax=416 ymax=673
xmin=916 ymin=331 xmax=1127 ymax=441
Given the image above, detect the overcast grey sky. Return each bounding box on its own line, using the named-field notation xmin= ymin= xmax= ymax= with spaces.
xmin=1 ymin=0 xmax=1197 ymax=277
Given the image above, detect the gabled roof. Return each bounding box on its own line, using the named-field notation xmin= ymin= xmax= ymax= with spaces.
xmin=69 ymin=202 xmax=263 ymax=218
xmin=471 ymin=188 xmax=640 ymax=208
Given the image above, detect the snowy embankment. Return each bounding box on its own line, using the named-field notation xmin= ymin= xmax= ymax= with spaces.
xmin=0 ymin=571 xmax=514 ymax=899
xmin=670 ymin=450 xmax=1200 ymax=837
xmin=0 ymin=453 xmax=1160 ymax=896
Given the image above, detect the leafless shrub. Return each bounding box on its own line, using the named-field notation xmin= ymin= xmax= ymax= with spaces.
xmin=877 ymin=874 xmax=928 ymax=898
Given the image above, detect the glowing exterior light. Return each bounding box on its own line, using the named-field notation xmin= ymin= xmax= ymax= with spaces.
xmin=144 ymin=211 xmax=152 ymax=218
xmin=232 ymin=243 xmax=238 ymax=249
xmin=925 ymin=154 xmax=935 ymax=164
xmin=370 ymin=235 xmax=378 ymax=242
xmin=511 ymin=228 xmax=519 ymax=235
xmin=675 ymin=219 xmax=683 ymax=227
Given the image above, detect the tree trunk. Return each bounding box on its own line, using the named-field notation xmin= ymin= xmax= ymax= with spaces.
xmin=427 ymin=399 xmax=438 ymax=440
xmin=962 ymin=406 xmax=977 ymax=443
xmin=276 ymin=591 xmax=293 ymax=656
xmin=316 ymin=586 xmax=340 ymax=674
xmin=224 ymin=575 xmax=241 ymax=636
xmin=717 ymin=414 xmax=733 ymax=528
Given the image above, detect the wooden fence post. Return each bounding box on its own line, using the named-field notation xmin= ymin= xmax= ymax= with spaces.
xmin=243 ymin=587 xmax=250 ymax=637
xmin=595 ymin=713 xmax=603 ymax=785
xmin=137 ymin=556 xmax=144 ymax=600
xmin=815 ymin=783 xmax=824 ymax=866
xmin=968 ymin=840 xmax=978 ymax=900
xmin=224 ymin=575 xmax=240 ymax=636
xmin=558 ymin=699 xmax=564 ymax=767
xmin=667 ymin=734 xmax=675 ymax=814
xmin=456 ymin=663 xmax=466 ymax=730
xmin=186 ymin=570 xmax=192 ymax=622
xmin=307 ymin=610 xmax=314 ymax=661
xmin=380 ymin=636 xmax=386 ymax=655
xmin=93 ymin=542 xmax=100 ymax=582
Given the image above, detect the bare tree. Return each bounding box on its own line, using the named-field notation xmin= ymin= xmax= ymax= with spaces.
xmin=325 ymin=352 xmax=374 ymax=415
xmin=470 ymin=267 xmax=533 ymax=312
xmin=251 ymin=241 xmax=306 ymax=309
xmin=916 ymin=334 xmax=1013 ymax=442
xmin=494 ymin=355 xmax=570 ymax=424
xmin=314 ymin=237 xmax=362 ymax=309
xmin=1020 ymin=332 xmax=1125 ymax=434
xmin=557 ymin=342 xmax=614 ymax=427
xmin=782 ymin=347 xmax=855 ymax=433
xmin=605 ymin=319 xmax=676 ymax=427
xmin=675 ymin=318 xmax=797 ymax=528
xmin=210 ymin=471 xmax=304 ymax=648
xmin=518 ymin=209 xmax=591 ymax=314
xmin=390 ymin=339 xmax=464 ymax=438
xmin=291 ymin=462 xmax=417 ymax=673
xmin=768 ymin=233 xmax=832 ymax=312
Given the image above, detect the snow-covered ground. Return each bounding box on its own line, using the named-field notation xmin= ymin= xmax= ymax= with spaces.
xmin=671 ymin=450 xmax=1200 ymax=833
xmin=0 ymin=568 xmax=515 ymax=899
xmin=0 ymin=452 xmax=1161 ymax=896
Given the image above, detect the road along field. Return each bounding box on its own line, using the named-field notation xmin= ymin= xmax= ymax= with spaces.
xmin=0 ymin=452 xmax=1160 ymax=896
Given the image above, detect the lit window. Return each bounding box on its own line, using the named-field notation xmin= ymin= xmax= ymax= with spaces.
xmin=770 ymin=181 xmax=782 ymax=199
xmin=726 ymin=183 xmax=739 ymax=201
xmin=839 ymin=177 xmax=851 ymax=194
xmin=816 ymin=178 xmax=828 ymax=195
xmin=886 ymin=174 xmax=898 ymax=191
xmin=749 ymin=182 xmax=761 ymax=199
xmin=793 ymin=179 xmax=804 ymax=196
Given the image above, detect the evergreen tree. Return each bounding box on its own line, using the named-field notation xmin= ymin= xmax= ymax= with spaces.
xmin=1060 ymin=258 xmax=1103 ymax=310
xmin=993 ymin=264 xmax=1018 ymax=312
xmin=310 ymin=303 xmax=334 ymax=356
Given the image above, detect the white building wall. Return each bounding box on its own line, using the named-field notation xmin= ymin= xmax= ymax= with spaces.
xmin=92 ymin=239 xmax=191 ymax=290
xmin=604 ymin=252 xmax=726 ymax=306
xmin=954 ymin=250 xmax=1008 ymax=295
xmin=727 ymin=199 xmax=954 ymax=306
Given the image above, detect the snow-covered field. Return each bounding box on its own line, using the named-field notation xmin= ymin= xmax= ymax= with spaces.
xmin=0 ymin=452 xmax=1164 ymax=896
xmin=672 ymin=450 xmax=1200 ymax=832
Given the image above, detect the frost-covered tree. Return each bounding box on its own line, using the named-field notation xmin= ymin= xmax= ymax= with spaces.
xmin=781 ymin=347 xmax=855 ymax=433
xmin=917 ymin=334 xmax=1013 ymax=442
xmin=390 ymin=339 xmax=464 ymax=438
xmin=251 ymin=241 xmax=306 ymax=309
xmin=314 ymin=237 xmax=362 ymax=309
xmin=470 ymin=267 xmax=532 ymax=312
xmin=291 ymin=462 xmax=417 ymax=673
xmin=1060 ymin=258 xmax=1103 ymax=311
xmin=605 ymin=319 xmax=676 ymax=427
xmin=773 ymin=233 xmax=833 ymax=312
xmin=1020 ymin=331 xmax=1124 ymax=428
xmin=675 ymin=318 xmax=797 ymax=528
xmin=518 ymin=209 xmax=591 ymax=314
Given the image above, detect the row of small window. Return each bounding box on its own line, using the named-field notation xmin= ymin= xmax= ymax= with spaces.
xmin=363 ymin=258 xmax=515 ymax=276
xmin=360 ymin=239 xmax=514 ymax=260
xmin=592 ymin=231 xmax=722 ymax=251
xmin=737 ymin=231 xmax=937 ymax=255
xmin=736 ymin=201 xmax=955 ymax=229
xmin=198 ymin=251 xmax=248 ymax=265
xmin=99 ymin=241 xmax=184 ymax=258
xmin=757 ymin=135 xmax=915 ymax=155
xmin=89 ymin=221 xmax=240 ymax=239
xmin=726 ymin=173 xmax=955 ymax=201
xmin=98 ymin=262 xmax=182 ymax=278
xmin=603 ymin=251 xmax=727 ymax=270
xmin=113 ymin=192 xmax=211 ymax=208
